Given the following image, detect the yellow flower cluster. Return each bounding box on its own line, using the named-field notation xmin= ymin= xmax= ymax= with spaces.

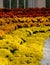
xmin=0 ymin=26 xmax=50 ymax=65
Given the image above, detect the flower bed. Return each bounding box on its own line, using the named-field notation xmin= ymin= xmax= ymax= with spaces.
xmin=0 ymin=8 xmax=50 ymax=65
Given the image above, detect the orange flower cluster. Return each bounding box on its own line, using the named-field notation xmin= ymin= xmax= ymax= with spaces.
xmin=0 ymin=16 xmax=50 ymax=37
xmin=0 ymin=8 xmax=50 ymax=37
